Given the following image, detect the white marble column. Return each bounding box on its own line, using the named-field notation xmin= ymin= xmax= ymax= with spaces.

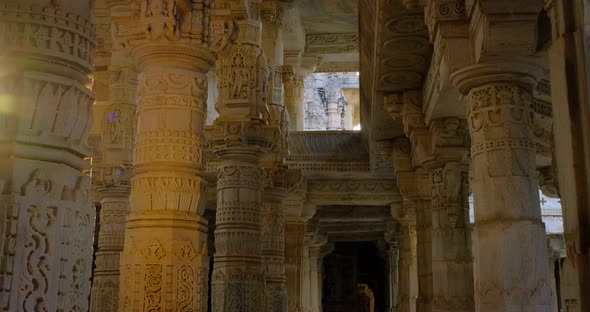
xmin=285 ymin=218 xmax=306 ymax=312
xmin=110 ymin=2 xmax=233 ymax=309
xmin=262 ymin=182 xmax=288 ymax=312
xmin=0 ymin=1 xmax=95 ymax=310
xmin=414 ymin=199 xmax=433 ymax=312
xmin=430 ymin=161 xmax=474 ymax=312
xmin=396 ymin=214 xmax=415 ymax=312
xmin=453 ymin=68 xmax=556 ymax=311
xmin=210 ymin=2 xmax=274 ymax=310
xmin=90 ymin=64 xmax=136 ymax=312
xmin=546 ymin=1 xmax=590 ymax=310
xmin=308 ymin=234 xmax=330 ymax=312
xmin=283 ymin=67 xmax=307 ymax=131
xmin=387 ymin=242 xmax=400 ymax=312
xmin=326 ymin=101 xmax=342 ymax=130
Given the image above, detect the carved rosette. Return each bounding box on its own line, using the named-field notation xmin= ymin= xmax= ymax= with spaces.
xmin=0 ymin=1 xmax=95 ymax=310
xmin=464 ymin=82 xmax=556 ymax=311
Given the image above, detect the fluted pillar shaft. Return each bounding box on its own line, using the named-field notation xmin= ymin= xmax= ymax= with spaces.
xmin=262 ymin=187 xmax=288 ymax=312
xmin=0 ymin=1 xmax=95 ymax=310
xmin=415 ymin=199 xmax=433 ymax=312
xmin=459 ymin=78 xmax=555 ymax=311
xmin=430 ymin=162 xmax=474 ymax=312
xmin=118 ymin=48 xmax=214 ymax=310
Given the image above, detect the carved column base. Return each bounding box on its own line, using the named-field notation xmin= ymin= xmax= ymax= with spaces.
xmin=118 ymin=212 xmax=209 ymax=311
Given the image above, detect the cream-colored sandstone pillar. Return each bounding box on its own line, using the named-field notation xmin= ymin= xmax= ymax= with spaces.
xmin=453 ymin=68 xmax=556 ymax=311
xmin=262 ymin=180 xmax=288 ymax=312
xmin=0 ymin=1 xmax=95 ymax=310
xmin=90 ymin=64 xmax=136 ymax=311
xmin=109 ymin=2 xmax=233 ymax=309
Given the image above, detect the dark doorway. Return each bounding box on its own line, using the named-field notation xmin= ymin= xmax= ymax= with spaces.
xmin=322 ymin=242 xmax=388 ymax=312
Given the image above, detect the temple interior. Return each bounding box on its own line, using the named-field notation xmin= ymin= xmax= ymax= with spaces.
xmin=0 ymin=0 xmax=589 ymax=311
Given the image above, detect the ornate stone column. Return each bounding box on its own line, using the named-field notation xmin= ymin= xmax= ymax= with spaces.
xmin=283 ymin=65 xmax=312 ymax=131
xmin=545 ymin=1 xmax=590 ymax=310
xmin=0 ymin=1 xmax=95 ymax=310
xmin=414 ymin=196 xmax=433 ymax=312
xmin=392 ymin=137 xmax=433 ymax=312
xmin=262 ymin=169 xmax=288 ymax=312
xmin=386 ymin=240 xmax=399 ymax=312
xmin=285 ymin=218 xmax=306 ymax=312
xmin=109 ymin=2 xmax=233 ymax=310
xmin=326 ymin=101 xmax=342 ymax=131
xmin=452 ymin=66 xmax=556 ymax=311
xmin=308 ymin=234 xmax=330 ymax=312
xmin=428 ymin=119 xmax=474 ymax=312
xmin=210 ymin=1 xmax=276 ymax=310
xmin=90 ymin=64 xmax=137 ymax=311
xmin=392 ymin=202 xmax=416 ymax=312
xmin=430 ymin=161 xmax=474 ymax=312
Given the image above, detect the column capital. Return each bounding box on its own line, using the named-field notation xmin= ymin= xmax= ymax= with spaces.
xmin=109 ymin=0 xmax=235 ymax=69
xmin=451 ymin=62 xmax=546 ymax=94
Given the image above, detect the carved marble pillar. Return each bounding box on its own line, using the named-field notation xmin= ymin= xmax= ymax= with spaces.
xmin=262 ymin=182 xmax=288 ymax=312
xmin=326 ymin=101 xmax=342 ymax=130
xmin=308 ymin=234 xmax=329 ymax=312
xmin=430 ymin=161 xmax=474 ymax=312
xmin=109 ymin=2 xmax=233 ymax=309
xmin=393 ymin=203 xmax=417 ymax=312
xmin=393 ymin=138 xmax=431 ymax=312
xmin=283 ymin=66 xmax=307 ymax=131
xmin=0 ymin=1 xmax=95 ymax=310
xmin=285 ymin=218 xmax=306 ymax=312
xmin=118 ymin=51 xmax=214 ymax=311
xmin=452 ymin=71 xmax=556 ymax=311
xmin=387 ymin=242 xmax=400 ymax=312
xmin=414 ymin=198 xmax=433 ymax=312
xmin=210 ymin=2 xmax=275 ymax=310
xmin=90 ymin=63 xmax=136 ymax=312
xmin=545 ymin=1 xmax=590 ymax=310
